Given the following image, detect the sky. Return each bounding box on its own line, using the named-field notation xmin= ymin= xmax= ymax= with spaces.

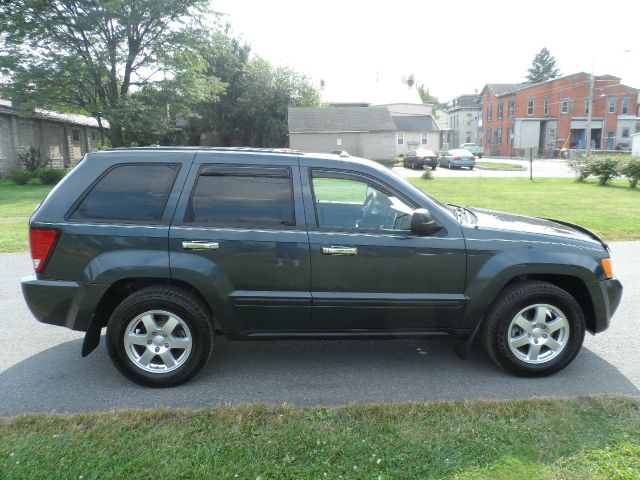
xmin=211 ymin=0 xmax=640 ymax=104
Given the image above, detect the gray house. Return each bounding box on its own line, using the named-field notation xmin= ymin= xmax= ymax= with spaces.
xmin=444 ymin=94 xmax=482 ymax=148
xmin=288 ymin=105 xmax=440 ymax=161
xmin=0 ymin=99 xmax=108 ymax=176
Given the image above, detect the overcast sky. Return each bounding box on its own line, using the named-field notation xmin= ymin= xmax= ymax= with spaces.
xmin=212 ymin=0 xmax=640 ymax=103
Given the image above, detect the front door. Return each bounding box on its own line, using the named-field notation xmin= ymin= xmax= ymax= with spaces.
xmin=169 ymin=152 xmax=310 ymax=333
xmin=302 ymin=167 xmax=467 ymax=331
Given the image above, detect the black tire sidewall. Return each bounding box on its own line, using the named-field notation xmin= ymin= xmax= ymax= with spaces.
xmin=106 ymin=288 xmax=212 ymax=387
xmin=496 ymin=291 xmax=585 ymax=375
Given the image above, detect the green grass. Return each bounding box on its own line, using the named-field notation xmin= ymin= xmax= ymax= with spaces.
xmin=0 ymin=180 xmax=54 ymax=252
xmin=411 ymin=177 xmax=640 ymax=241
xmin=1 ymin=396 xmax=639 ymax=479
xmin=476 ymin=161 xmax=525 ymax=170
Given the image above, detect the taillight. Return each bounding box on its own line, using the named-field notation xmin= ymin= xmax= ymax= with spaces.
xmin=29 ymin=228 xmax=59 ymax=273
xmin=453 ymin=156 xmax=461 ymax=160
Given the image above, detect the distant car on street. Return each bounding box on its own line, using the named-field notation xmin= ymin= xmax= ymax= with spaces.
xmin=441 ymin=148 xmax=476 ymax=169
xmin=459 ymin=143 xmax=484 ymax=158
xmin=331 ymin=150 xmax=350 ymax=158
xmin=403 ymin=148 xmax=439 ymax=170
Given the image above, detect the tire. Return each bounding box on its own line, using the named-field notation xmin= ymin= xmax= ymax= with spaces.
xmin=478 ymin=154 xmax=483 ymax=159
xmin=106 ymin=286 xmax=213 ymax=387
xmin=481 ymin=281 xmax=585 ymax=377
xmin=469 ymin=166 xmax=474 ymax=170
xmin=403 ymin=159 xmax=408 ymax=168
xmin=411 ymin=160 xmax=416 ymax=169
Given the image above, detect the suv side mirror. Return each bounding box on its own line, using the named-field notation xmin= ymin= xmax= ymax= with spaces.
xmin=410 ymin=208 xmax=442 ymax=235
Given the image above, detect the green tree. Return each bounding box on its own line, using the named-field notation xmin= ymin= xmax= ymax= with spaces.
xmin=526 ymin=47 xmax=561 ymax=83
xmin=0 ymin=0 xmax=222 ymax=146
xmin=402 ymin=73 xmax=440 ymax=108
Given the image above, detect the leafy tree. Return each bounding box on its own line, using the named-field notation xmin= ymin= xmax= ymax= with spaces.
xmin=526 ymin=47 xmax=561 ymax=83
xmin=0 ymin=0 xmax=222 ymax=146
xmin=402 ymin=73 xmax=440 ymax=109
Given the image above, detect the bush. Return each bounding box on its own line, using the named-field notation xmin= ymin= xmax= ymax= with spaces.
xmin=421 ymin=169 xmax=433 ymax=180
xmin=566 ymin=155 xmax=592 ymax=181
xmin=37 ymin=167 xmax=66 ymax=185
xmin=590 ymin=155 xmax=619 ymax=185
xmin=17 ymin=146 xmax=43 ymax=174
xmin=619 ymin=157 xmax=640 ymax=188
xmin=8 ymin=168 xmax=31 ymax=185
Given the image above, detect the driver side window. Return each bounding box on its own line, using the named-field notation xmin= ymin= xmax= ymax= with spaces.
xmin=311 ymin=172 xmax=414 ymax=231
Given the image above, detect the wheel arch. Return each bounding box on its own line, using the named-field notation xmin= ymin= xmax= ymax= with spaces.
xmin=81 ymin=277 xmax=217 ymax=357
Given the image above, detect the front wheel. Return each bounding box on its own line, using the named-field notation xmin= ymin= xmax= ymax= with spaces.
xmin=481 ymin=281 xmax=585 ymax=377
xmin=106 ymin=286 xmax=213 ymax=387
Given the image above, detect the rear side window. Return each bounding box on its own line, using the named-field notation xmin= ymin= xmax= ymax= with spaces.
xmin=70 ymin=164 xmax=179 ymax=222
xmin=185 ymin=166 xmax=294 ymax=228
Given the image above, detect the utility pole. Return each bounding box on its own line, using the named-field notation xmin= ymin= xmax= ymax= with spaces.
xmin=585 ymin=72 xmax=594 ymax=154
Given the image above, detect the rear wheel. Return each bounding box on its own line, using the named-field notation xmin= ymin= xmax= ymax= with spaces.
xmin=481 ymin=281 xmax=585 ymax=377
xmin=106 ymin=286 xmax=213 ymax=387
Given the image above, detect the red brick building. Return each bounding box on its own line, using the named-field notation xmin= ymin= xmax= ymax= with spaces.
xmin=480 ymin=73 xmax=639 ymax=157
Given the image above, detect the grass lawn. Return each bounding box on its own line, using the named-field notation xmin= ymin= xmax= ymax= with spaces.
xmin=476 ymin=161 xmax=525 ymax=170
xmin=410 ymin=177 xmax=640 ymax=241
xmin=0 ymin=181 xmax=54 ymax=252
xmin=1 ymin=396 xmax=638 ymax=479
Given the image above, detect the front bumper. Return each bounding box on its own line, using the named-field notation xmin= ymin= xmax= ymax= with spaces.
xmin=590 ymin=278 xmax=623 ymax=333
xmin=21 ymin=275 xmax=108 ymax=331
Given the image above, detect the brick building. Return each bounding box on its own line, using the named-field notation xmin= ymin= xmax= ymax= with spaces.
xmin=0 ymin=99 xmax=108 ymax=176
xmin=480 ymin=73 xmax=639 ymax=157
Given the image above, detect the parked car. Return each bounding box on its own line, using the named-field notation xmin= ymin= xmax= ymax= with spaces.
xmin=331 ymin=150 xmax=350 ymax=158
xmin=441 ymin=148 xmax=476 ymax=169
xmin=22 ymin=147 xmax=622 ymax=387
xmin=403 ymin=149 xmax=439 ymax=170
xmin=459 ymin=143 xmax=484 ymax=158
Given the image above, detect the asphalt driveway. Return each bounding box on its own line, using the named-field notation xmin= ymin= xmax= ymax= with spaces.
xmin=1 ymin=243 xmax=638 ymax=415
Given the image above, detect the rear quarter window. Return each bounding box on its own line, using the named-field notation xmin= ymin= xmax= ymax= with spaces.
xmin=69 ymin=164 xmax=179 ymax=222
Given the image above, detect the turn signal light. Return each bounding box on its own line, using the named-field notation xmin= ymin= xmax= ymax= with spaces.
xmin=29 ymin=228 xmax=59 ymax=273
xmin=600 ymin=258 xmax=613 ymax=279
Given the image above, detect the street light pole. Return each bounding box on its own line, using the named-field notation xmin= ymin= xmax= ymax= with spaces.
xmin=586 ymin=72 xmax=594 ymax=154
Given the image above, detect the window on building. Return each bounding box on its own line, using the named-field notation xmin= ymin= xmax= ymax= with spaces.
xmin=487 ymin=105 xmax=493 ymax=122
xmin=186 ymin=167 xmax=294 ymax=228
xmin=508 ymin=99 xmax=514 ymax=118
xmin=486 ymin=128 xmax=491 ymax=146
xmin=397 ymin=132 xmax=404 ymax=145
xmin=544 ymin=98 xmax=550 ymax=116
xmin=527 ymin=99 xmax=534 ymax=116
xmin=336 ymin=138 xmax=342 ymax=146
xmin=608 ymin=98 xmax=616 ymax=114
xmin=548 ymin=128 xmax=556 ymax=140
xmin=561 ymin=99 xmax=569 ymax=114
xmin=584 ymin=97 xmax=590 ymax=115
xmin=91 ymin=132 xmax=98 ymax=142
xmin=622 ymin=97 xmax=630 ymax=115
xmin=497 ymin=103 xmax=504 ymax=120
xmin=495 ymin=127 xmax=502 ymax=145
xmin=622 ymin=128 xmax=630 ymax=138
xmin=466 ymin=114 xmax=473 ymax=126
xmin=507 ymin=126 xmax=513 ymax=145
xmin=421 ymin=133 xmax=428 ymax=145
xmin=71 ymin=164 xmax=179 ymax=222
xmin=72 ymin=129 xmax=80 ymax=142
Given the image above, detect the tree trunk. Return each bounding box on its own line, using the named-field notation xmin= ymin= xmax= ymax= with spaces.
xmin=108 ymin=119 xmax=124 ymax=147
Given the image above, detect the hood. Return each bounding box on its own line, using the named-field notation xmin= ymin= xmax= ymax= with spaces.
xmin=467 ymin=207 xmax=604 ymax=245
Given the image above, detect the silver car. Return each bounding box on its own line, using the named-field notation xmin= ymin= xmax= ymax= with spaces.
xmin=441 ymin=148 xmax=476 ymax=169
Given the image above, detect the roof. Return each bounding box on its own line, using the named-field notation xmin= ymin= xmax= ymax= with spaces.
xmin=484 ymin=83 xmax=532 ymax=97
xmin=446 ymin=94 xmax=481 ymax=111
xmin=392 ymin=115 xmax=439 ymax=132
xmin=288 ymin=107 xmax=396 ymax=134
xmin=0 ymin=98 xmax=109 ymax=128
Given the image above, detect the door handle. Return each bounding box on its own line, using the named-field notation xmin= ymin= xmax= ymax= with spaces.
xmin=321 ymin=246 xmax=358 ymax=256
xmin=182 ymin=241 xmax=220 ymax=250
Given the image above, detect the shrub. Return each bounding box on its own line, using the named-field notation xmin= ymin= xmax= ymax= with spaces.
xmin=37 ymin=167 xmax=66 ymax=185
xmin=590 ymin=155 xmax=619 ymax=185
xmin=619 ymin=157 xmax=640 ymax=188
xmin=17 ymin=146 xmax=43 ymax=174
xmin=566 ymin=155 xmax=592 ymax=181
xmin=421 ymin=169 xmax=433 ymax=180
xmin=8 ymin=167 xmax=31 ymax=185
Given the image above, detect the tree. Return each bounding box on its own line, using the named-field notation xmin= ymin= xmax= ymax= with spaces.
xmin=526 ymin=47 xmax=561 ymax=83
xmin=402 ymin=73 xmax=440 ymax=110
xmin=0 ymin=0 xmax=222 ymax=146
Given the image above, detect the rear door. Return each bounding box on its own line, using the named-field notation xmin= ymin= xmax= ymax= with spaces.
xmin=169 ymin=151 xmax=310 ymax=333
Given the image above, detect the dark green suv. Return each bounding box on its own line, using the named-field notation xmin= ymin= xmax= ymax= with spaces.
xmin=22 ymin=147 xmax=622 ymax=387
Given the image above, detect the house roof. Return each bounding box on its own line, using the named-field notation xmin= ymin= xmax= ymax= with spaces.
xmin=288 ymin=107 xmax=396 ymax=134
xmin=0 ymin=98 xmax=109 ymax=128
xmin=446 ymin=94 xmax=481 ymax=111
xmin=392 ymin=115 xmax=439 ymax=132
xmin=484 ymin=83 xmax=532 ymax=96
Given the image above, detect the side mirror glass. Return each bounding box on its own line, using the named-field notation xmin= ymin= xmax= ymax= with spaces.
xmin=410 ymin=208 xmax=442 ymax=235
